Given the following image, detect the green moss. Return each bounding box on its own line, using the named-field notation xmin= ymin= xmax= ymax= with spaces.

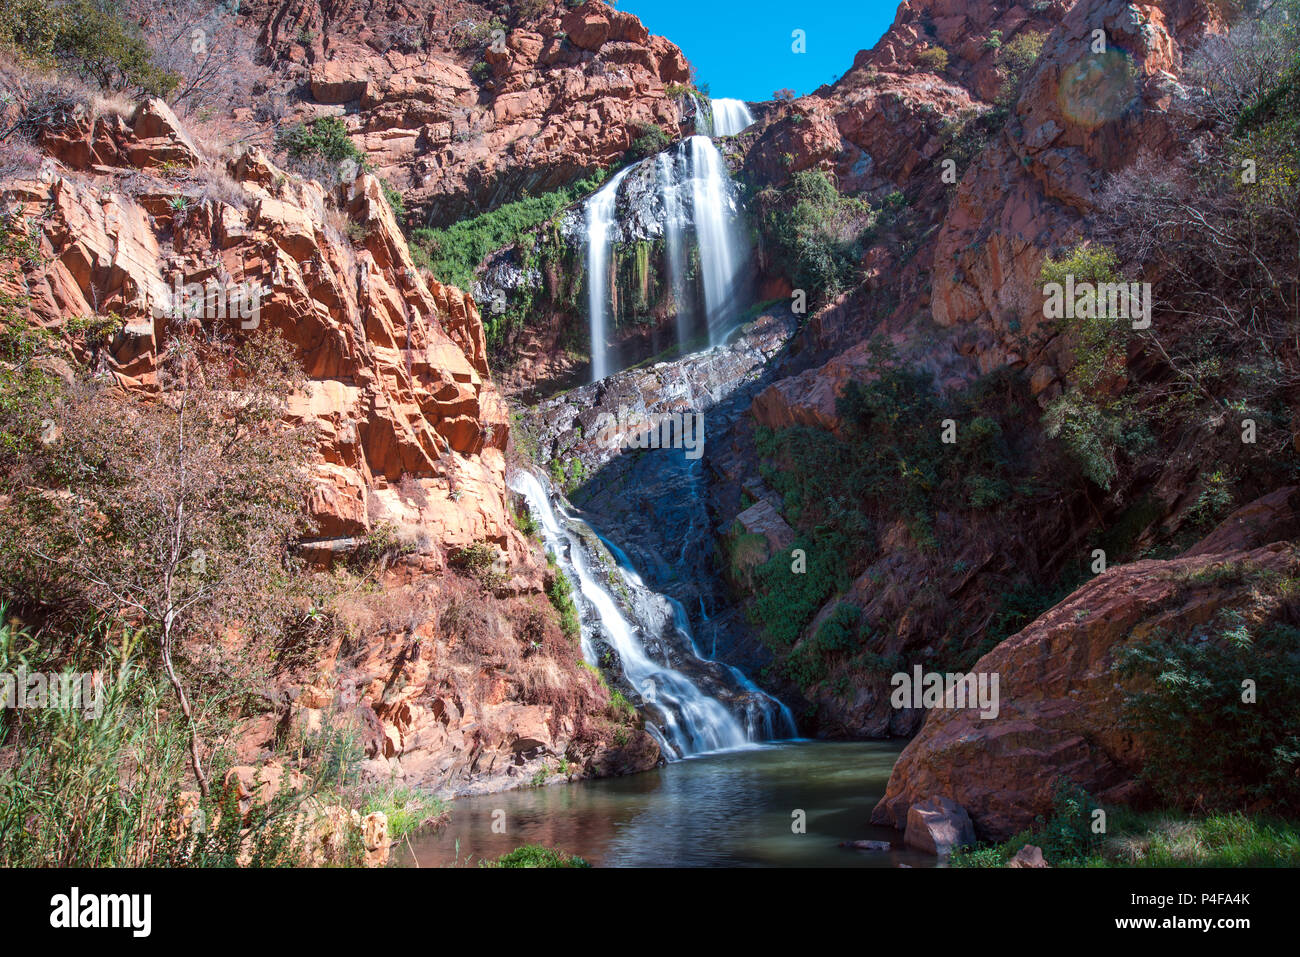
xmin=485 ymin=844 xmax=590 ymax=868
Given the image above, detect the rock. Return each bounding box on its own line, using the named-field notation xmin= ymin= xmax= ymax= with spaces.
xmin=12 ymin=86 xmax=640 ymax=807
xmin=734 ymin=499 xmax=796 ymax=553
xmin=1008 ymin=844 xmax=1049 ymax=868
xmin=1182 ymin=487 xmax=1300 ymax=558
xmin=361 ymin=811 xmax=390 ymax=868
xmin=840 ymin=839 xmax=893 ymax=852
xmin=873 ymin=498 xmax=1300 ymax=840
xmin=256 ymin=0 xmax=691 ymax=227
xmin=904 ymin=796 xmax=976 ymax=856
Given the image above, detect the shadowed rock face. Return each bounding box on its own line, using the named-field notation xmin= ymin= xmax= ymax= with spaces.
xmin=873 ymin=490 xmax=1300 ymax=841
xmin=241 ymin=0 xmax=691 ymax=227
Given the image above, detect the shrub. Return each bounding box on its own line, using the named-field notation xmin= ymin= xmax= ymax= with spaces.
xmin=0 ymin=0 xmax=178 ymax=96
xmin=625 ymin=123 xmax=671 ymax=162
xmin=754 ymin=170 xmax=872 ymax=307
xmin=917 ymin=45 xmax=949 ymax=73
xmin=276 ymin=116 xmax=363 ymax=167
xmin=999 ymin=30 xmax=1047 ymax=78
xmin=409 ymin=169 xmax=608 ymax=291
xmin=1115 ymin=614 xmax=1300 ymax=816
xmin=747 ymin=360 xmax=1036 ymax=686
xmin=0 ymin=325 xmax=314 ymax=799
xmin=546 ymin=562 xmax=581 ymax=644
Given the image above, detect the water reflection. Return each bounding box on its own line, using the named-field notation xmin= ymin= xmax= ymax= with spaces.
xmin=402 ymin=741 xmax=936 ymax=868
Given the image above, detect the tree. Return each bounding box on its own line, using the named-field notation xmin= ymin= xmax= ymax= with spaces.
xmin=1 ymin=325 xmax=316 ymax=798
xmin=0 ymin=0 xmax=178 ymax=96
xmin=1098 ymin=1 xmax=1299 ymax=449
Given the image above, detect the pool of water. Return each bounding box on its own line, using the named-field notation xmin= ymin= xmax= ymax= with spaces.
xmin=401 ymin=740 xmax=936 ymax=868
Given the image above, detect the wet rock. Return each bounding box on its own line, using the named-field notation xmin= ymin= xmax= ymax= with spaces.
xmin=840 ymin=839 xmax=893 ymax=852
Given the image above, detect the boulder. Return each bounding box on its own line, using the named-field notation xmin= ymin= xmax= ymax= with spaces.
xmin=1008 ymin=844 xmax=1049 ymax=868
xmin=903 ymin=796 xmax=976 ymax=856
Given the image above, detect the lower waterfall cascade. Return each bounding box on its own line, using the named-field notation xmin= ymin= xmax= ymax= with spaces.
xmin=510 ymin=470 xmax=797 ymax=759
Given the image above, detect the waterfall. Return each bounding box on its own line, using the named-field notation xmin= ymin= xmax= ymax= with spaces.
xmin=685 ymin=134 xmax=747 ymax=345
xmin=690 ymin=91 xmax=713 ymax=136
xmin=710 ymin=98 xmax=755 ymax=136
xmin=656 ymin=150 xmax=692 ymax=349
xmin=579 ymin=136 xmax=750 ymax=378
xmin=584 ymin=166 xmax=633 ymax=382
xmin=511 ymin=470 xmax=795 ymax=758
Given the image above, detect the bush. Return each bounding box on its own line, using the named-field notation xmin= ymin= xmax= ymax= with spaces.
xmin=0 ymin=619 xmax=326 ymax=867
xmin=276 ymin=116 xmax=363 ymax=168
xmin=747 ymin=360 xmax=1036 ymax=688
xmin=754 ymin=170 xmax=872 ymax=307
xmin=0 ymin=324 xmax=314 ymax=800
xmin=625 ymin=123 xmax=671 ymax=162
xmin=999 ymin=30 xmax=1046 ymax=78
xmin=0 ymin=0 xmax=178 ymax=96
xmin=1116 ymin=612 xmax=1300 ymax=816
xmin=409 ymin=169 xmax=608 ymax=291
xmin=546 ymin=562 xmax=581 ymax=644
xmin=917 ymin=45 xmax=949 ymax=73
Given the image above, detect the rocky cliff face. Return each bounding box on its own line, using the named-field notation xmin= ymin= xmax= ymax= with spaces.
xmin=8 ymin=92 xmax=656 ymax=795
xmin=242 ymin=0 xmax=691 ymax=227
xmin=744 ymin=0 xmax=1223 ymax=424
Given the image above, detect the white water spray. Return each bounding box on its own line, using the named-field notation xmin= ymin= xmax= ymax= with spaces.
xmin=686 ymin=134 xmax=747 ymax=345
xmin=511 ymin=470 xmax=794 ymax=758
xmin=584 ymin=166 xmax=633 ymax=382
xmin=710 ymin=98 xmax=755 ymax=136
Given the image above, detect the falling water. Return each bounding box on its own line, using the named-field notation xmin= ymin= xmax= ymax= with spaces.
xmin=656 ymin=150 xmax=692 ymax=348
xmin=584 ymin=166 xmax=634 ymax=382
xmin=686 ymin=134 xmax=747 ymax=345
xmin=710 ymin=98 xmax=755 ymax=136
xmin=511 ymin=470 xmax=795 ymax=758
xmin=579 ymin=137 xmax=749 ymax=376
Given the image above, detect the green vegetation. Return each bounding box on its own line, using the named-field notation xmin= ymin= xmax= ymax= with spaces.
xmin=450 ymin=541 xmax=507 ymax=589
xmin=626 ymin=123 xmax=671 ymax=162
xmin=752 ymin=170 xmax=874 ymax=308
xmin=955 ymin=789 xmax=1300 ymax=867
xmin=549 ymin=455 xmax=588 ymax=494
xmin=1038 ymin=244 xmax=1148 ymax=490
xmin=546 ymin=561 xmax=581 ymax=644
xmin=485 ymin=844 xmax=590 ymax=868
xmin=277 ymin=116 xmax=362 ymax=166
xmin=748 ymin=358 xmax=1038 ymax=689
xmin=917 ymin=45 xmax=949 ymax=73
xmin=409 ymin=169 xmax=608 ymax=292
xmin=1116 ymin=613 xmax=1300 ymax=816
xmin=0 ymin=0 xmax=178 ymax=96
xmin=0 ymin=218 xmax=58 ymax=465
xmin=939 ymin=29 xmax=1046 ymax=177
xmin=361 ymin=785 xmax=445 ymax=842
xmin=275 ymin=117 xmax=405 ymax=213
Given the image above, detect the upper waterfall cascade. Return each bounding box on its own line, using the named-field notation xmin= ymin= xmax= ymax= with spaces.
xmin=709 ymin=98 xmax=756 ymax=136
xmin=581 ymin=133 xmax=751 ymax=383
xmin=510 ymin=470 xmax=796 ymax=759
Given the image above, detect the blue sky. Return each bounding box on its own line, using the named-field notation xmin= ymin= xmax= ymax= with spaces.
xmin=619 ymin=0 xmax=899 ymax=102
